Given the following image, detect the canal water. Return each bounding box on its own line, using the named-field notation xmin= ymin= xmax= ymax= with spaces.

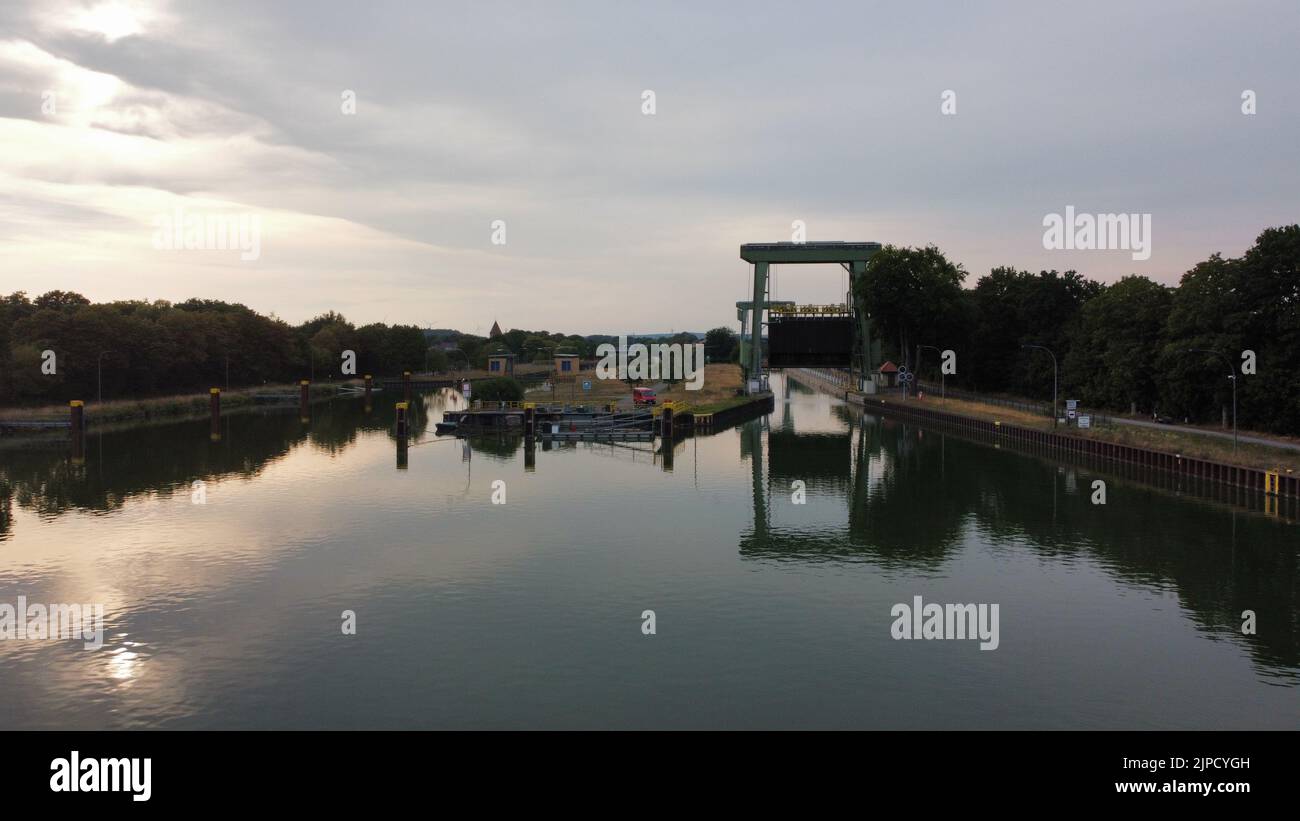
xmin=0 ymin=373 xmax=1295 ymax=729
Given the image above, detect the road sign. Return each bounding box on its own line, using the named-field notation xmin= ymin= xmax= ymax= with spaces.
xmin=461 ymin=381 xmax=471 ymax=398
xmin=1067 ymin=409 xmax=1077 ymax=420
xmin=582 ymin=380 xmax=591 ymax=392
xmin=1066 ymin=399 xmax=1078 ymax=410
xmin=1078 ymin=415 xmax=1091 ymax=429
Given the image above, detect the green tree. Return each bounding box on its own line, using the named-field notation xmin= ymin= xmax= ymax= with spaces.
xmin=474 ymin=376 xmax=524 ymax=402
xmin=857 ymin=245 xmax=967 ymax=371
xmin=704 ymin=327 xmax=738 ymax=363
xmin=310 ymin=321 xmax=357 ymax=380
xmin=968 ymin=268 xmax=1099 ymax=396
xmin=426 ymin=348 xmax=450 ymax=373
xmin=33 ymin=290 xmax=91 ymax=312
xmin=1159 ymin=225 xmax=1300 ymax=432
xmin=521 ymin=335 xmax=554 ymax=363
xmin=1064 ymin=275 xmax=1172 ymax=412
xmin=384 ymin=325 xmax=428 ymax=373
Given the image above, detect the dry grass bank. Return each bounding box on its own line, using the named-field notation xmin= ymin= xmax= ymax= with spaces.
xmin=901 ymin=395 xmax=1299 ymax=473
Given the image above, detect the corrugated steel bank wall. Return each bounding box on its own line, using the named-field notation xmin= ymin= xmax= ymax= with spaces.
xmin=867 ymin=397 xmax=1299 ymax=503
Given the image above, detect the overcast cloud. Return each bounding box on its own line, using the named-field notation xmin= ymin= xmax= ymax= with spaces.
xmin=1 ymin=0 xmax=1297 ymax=333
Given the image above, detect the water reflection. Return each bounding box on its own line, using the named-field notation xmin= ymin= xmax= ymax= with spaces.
xmin=0 ymin=390 xmax=455 ymax=537
xmin=744 ymin=377 xmax=1299 ymax=681
xmin=0 ymin=374 xmax=1295 ymax=729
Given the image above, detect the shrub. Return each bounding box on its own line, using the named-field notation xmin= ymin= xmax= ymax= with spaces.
xmin=474 ymin=376 xmax=523 ymax=402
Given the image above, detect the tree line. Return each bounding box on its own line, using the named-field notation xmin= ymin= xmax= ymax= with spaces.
xmin=857 ymin=224 xmax=1300 ymax=434
xmin=0 ymin=296 xmax=432 ymax=404
xmin=446 ymin=327 xmax=740 ymax=366
xmin=0 ymin=293 xmax=743 ymax=406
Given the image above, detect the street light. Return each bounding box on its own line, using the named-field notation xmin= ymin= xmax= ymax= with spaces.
xmin=1185 ymin=348 xmax=1237 ymax=455
xmin=97 ymin=350 xmax=118 ymax=404
xmin=1021 ymin=344 xmax=1058 ymax=428
xmin=917 ymin=344 xmax=946 ymax=404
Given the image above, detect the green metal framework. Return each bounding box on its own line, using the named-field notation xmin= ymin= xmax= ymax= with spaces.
xmin=738 ymin=242 xmax=882 ymax=393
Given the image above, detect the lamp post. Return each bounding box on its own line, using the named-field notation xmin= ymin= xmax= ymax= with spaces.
xmin=1021 ymin=344 xmax=1058 ymax=428
xmin=97 ymin=350 xmax=118 ymax=404
xmin=1185 ymin=348 xmax=1236 ymax=455
xmin=917 ymin=344 xmax=946 ymax=403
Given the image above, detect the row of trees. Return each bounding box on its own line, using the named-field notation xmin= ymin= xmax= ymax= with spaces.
xmin=467 ymin=328 xmax=597 ymax=363
xmin=0 ymin=294 xmax=740 ymax=406
xmin=13 ymin=224 xmax=1289 ymax=425
xmin=0 ymin=296 xmax=433 ymax=404
xmin=455 ymin=327 xmax=740 ymax=365
xmin=857 ymin=225 xmax=1300 ymax=434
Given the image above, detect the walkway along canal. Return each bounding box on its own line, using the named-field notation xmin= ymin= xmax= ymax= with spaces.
xmin=785 ymin=367 xmax=1300 ymax=508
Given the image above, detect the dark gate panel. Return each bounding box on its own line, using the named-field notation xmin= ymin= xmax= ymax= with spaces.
xmin=768 ymin=430 xmax=852 ymax=487
xmin=768 ymin=317 xmax=853 ymax=367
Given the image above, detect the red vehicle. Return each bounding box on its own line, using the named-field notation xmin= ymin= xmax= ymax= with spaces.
xmin=632 ymin=387 xmax=657 ymax=405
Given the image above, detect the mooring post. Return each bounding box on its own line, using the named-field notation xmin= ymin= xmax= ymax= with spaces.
xmin=396 ymin=401 xmax=408 ymax=439
xmin=364 ymin=374 xmax=373 ymax=401
xmin=69 ymin=400 xmax=85 ymax=463
xmin=662 ymin=404 xmax=674 ymax=440
xmin=524 ymin=404 xmax=535 ymax=438
xmin=299 ymin=380 xmax=310 ymax=423
xmin=210 ymin=388 xmax=222 ymax=442
xmin=395 ymin=402 xmax=409 ymax=468
xmin=403 ymin=371 xmax=412 ymax=404
xmin=524 ymin=437 xmax=536 ymax=472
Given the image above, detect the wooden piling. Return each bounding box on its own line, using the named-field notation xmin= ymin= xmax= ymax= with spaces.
xmin=209 ymin=388 xmax=222 ymax=442
xmin=69 ymin=400 xmax=85 ymax=463
xmin=403 ymin=371 xmax=412 ymax=404
xmin=299 ymin=380 xmax=310 ymax=423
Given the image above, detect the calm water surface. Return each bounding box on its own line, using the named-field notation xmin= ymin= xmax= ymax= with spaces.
xmin=1 ymin=374 xmax=1296 ymax=729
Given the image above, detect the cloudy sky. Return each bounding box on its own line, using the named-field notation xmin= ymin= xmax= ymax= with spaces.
xmin=1 ymin=0 xmax=1297 ymax=334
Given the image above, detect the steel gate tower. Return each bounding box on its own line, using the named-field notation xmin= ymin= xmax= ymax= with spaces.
xmin=738 ymin=242 xmax=882 ymax=393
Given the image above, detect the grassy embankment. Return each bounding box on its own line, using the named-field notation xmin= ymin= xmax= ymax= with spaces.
xmin=0 ymin=367 xmax=546 ymax=432
xmin=0 ymin=381 xmax=351 ymax=429
xmin=884 ymin=394 xmax=1300 ymax=473
xmin=659 ymin=364 xmax=747 ymax=413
